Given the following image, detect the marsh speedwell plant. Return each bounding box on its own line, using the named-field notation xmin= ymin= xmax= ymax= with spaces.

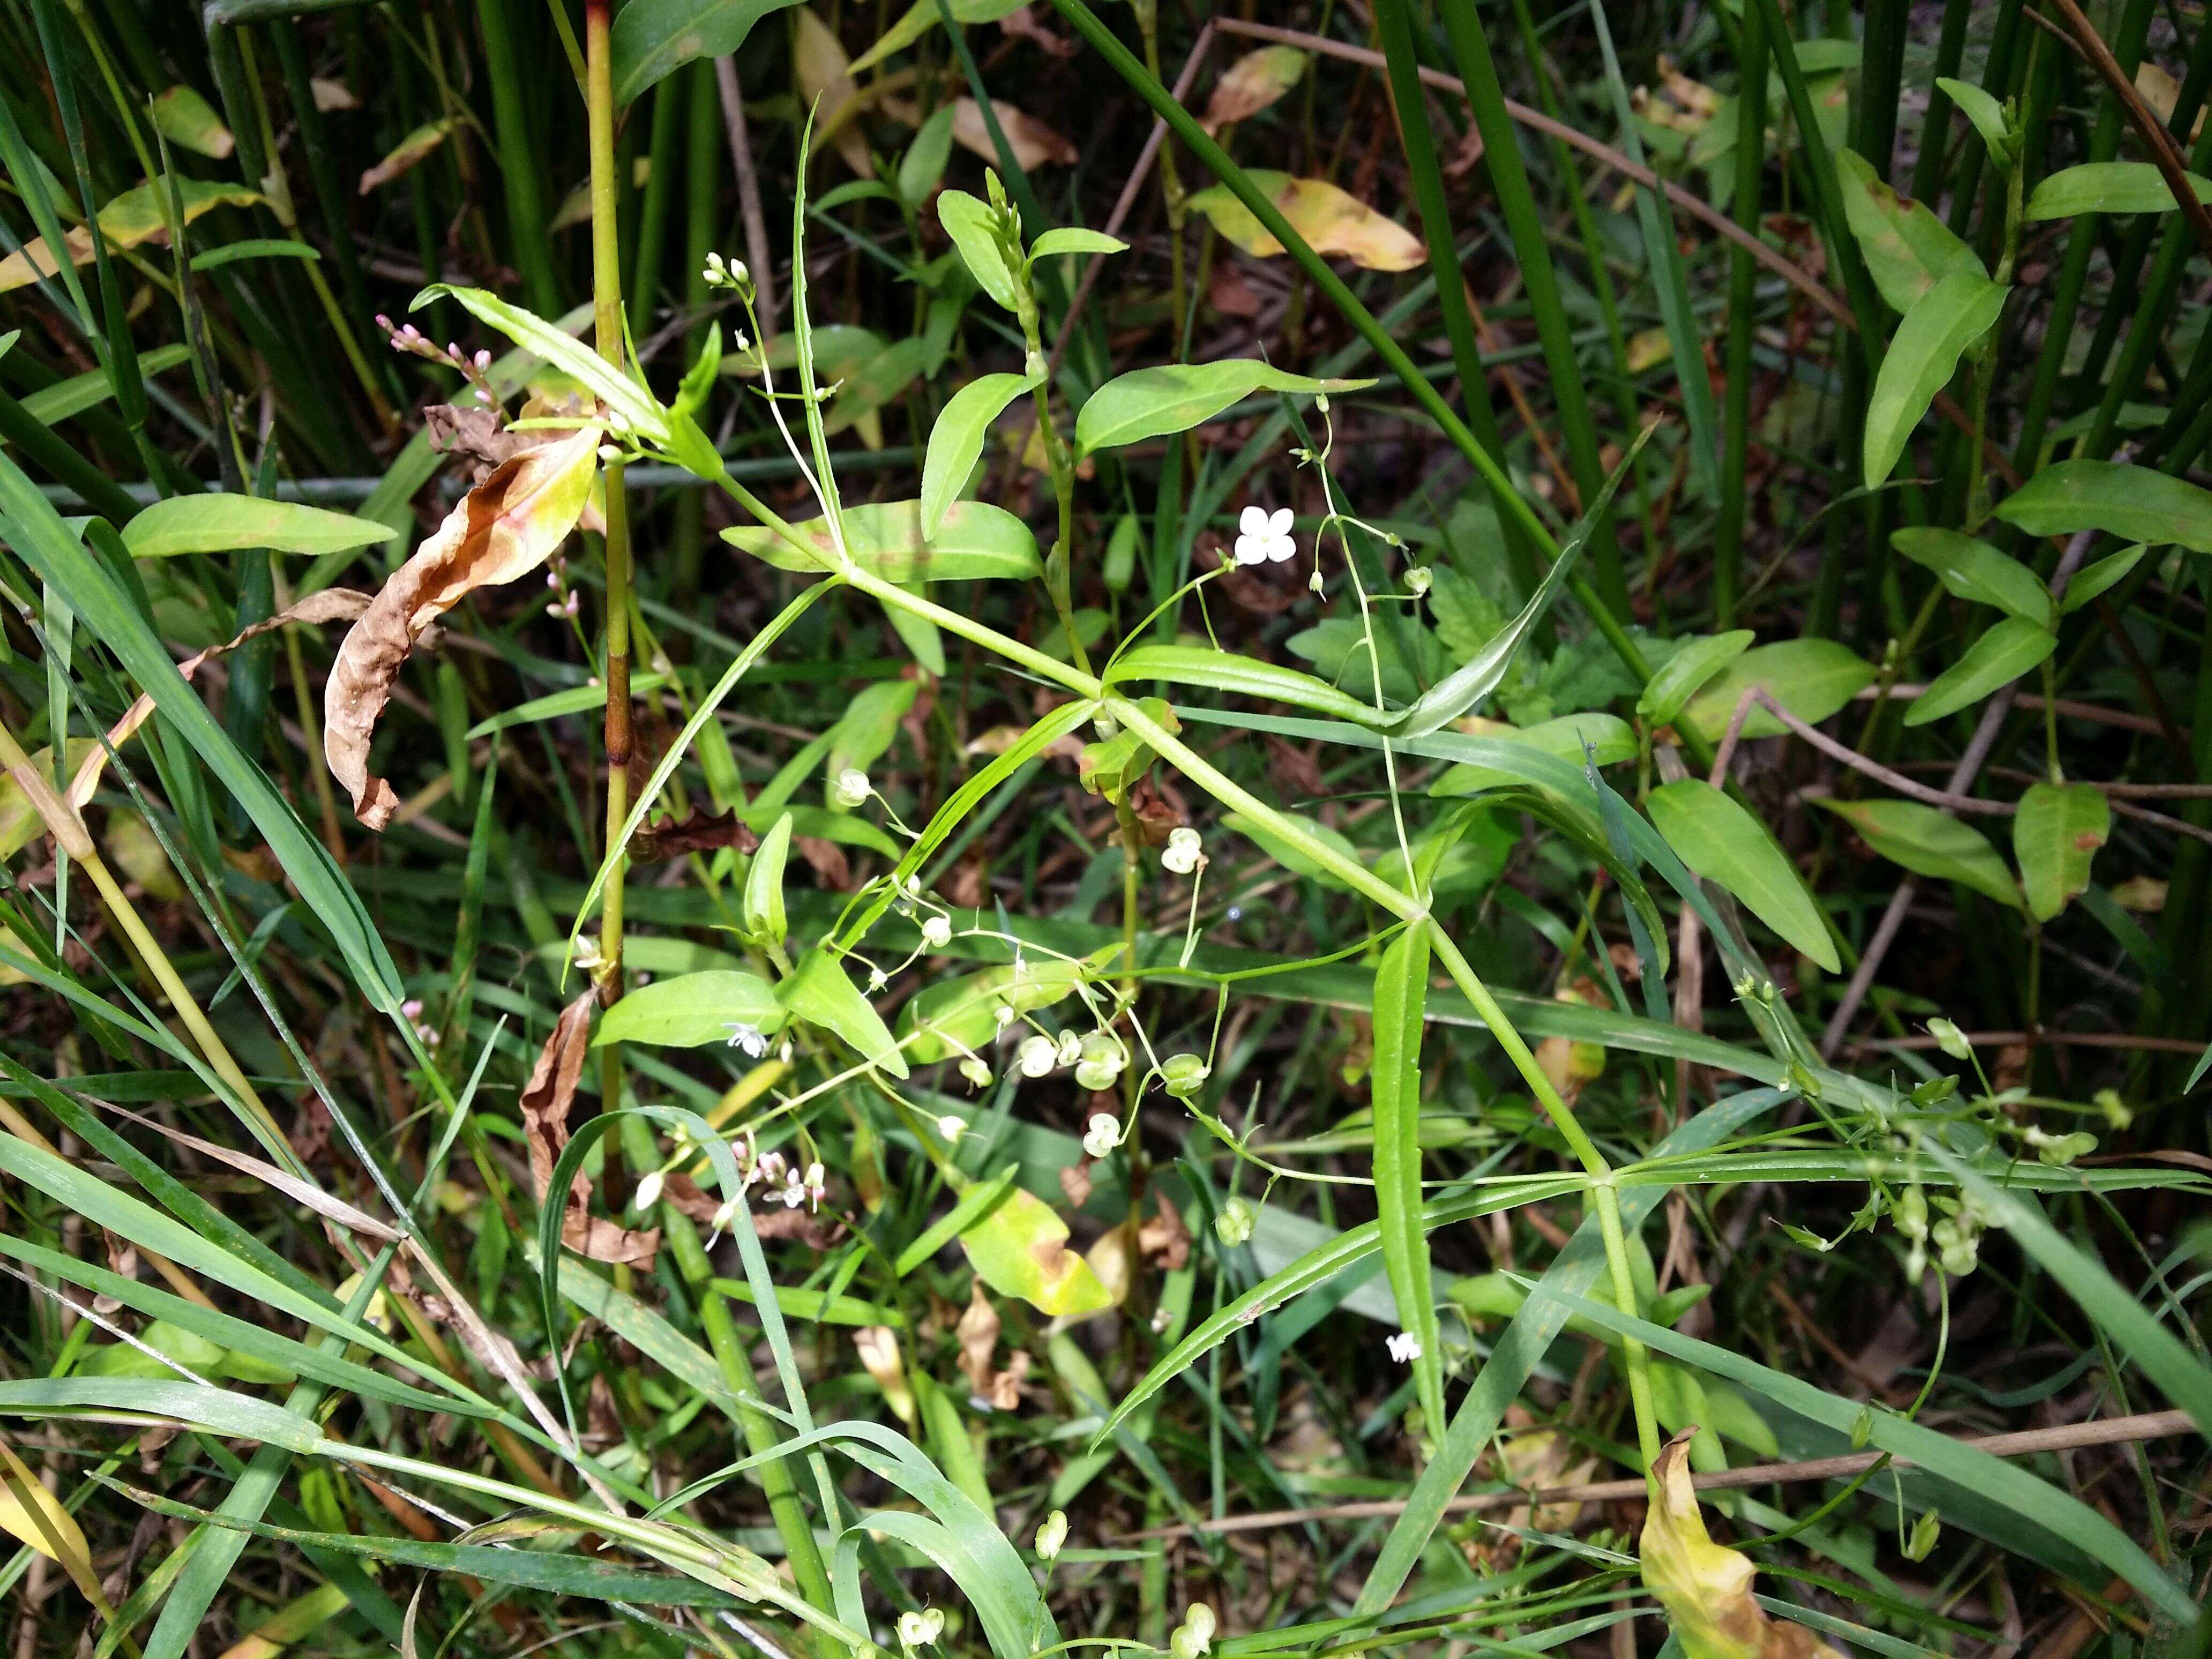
xmin=0 ymin=2 xmax=2206 ymax=1657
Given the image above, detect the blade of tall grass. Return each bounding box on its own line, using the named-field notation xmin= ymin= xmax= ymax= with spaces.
xmin=1433 ymin=0 xmax=1624 ymax=617
xmin=1714 ymin=0 xmax=1767 ymax=626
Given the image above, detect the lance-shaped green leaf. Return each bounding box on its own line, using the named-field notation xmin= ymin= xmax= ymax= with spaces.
xmin=2014 ymin=782 xmax=2109 ymax=922
xmin=1371 ymin=923 xmax=1443 ymax=1430
xmin=1638 ymin=631 xmax=1754 ymax=727
xmin=1904 ymin=615 xmax=2054 ymax=726
xmin=1892 ymin=528 xmax=2052 ymax=626
xmin=723 ymin=499 xmax=1040 ymax=581
xmin=776 ymin=950 xmax=908 ymax=1077
xmin=898 ymin=955 xmax=1096 ymax=1064
xmin=415 ymin=284 xmax=668 ymax=442
xmin=1104 ymin=645 xmax=1387 ymax=726
xmin=935 ymin=189 xmax=1021 ymax=311
xmin=2060 ymin=544 xmax=2147 ymax=614
xmin=2026 ymin=161 xmax=2212 ymax=221
xmin=1027 ymin=227 xmax=1127 ymax=263
xmin=1993 ymin=460 xmax=2212 ymax=553
xmin=592 ymin=970 xmax=783 ymax=1049
xmin=1814 ymin=798 xmax=2019 ymax=907
xmin=1074 ymin=360 xmax=1373 ymax=457
xmin=1936 ymin=77 xmax=2014 ymax=171
xmin=1649 ymin=780 xmax=1837 ymax=971
xmin=612 ymin=0 xmax=808 ymax=103
xmin=1388 ymin=423 xmax=1647 ymax=737
xmin=122 ymin=496 xmax=394 ymax=560
xmin=1683 ymin=640 xmax=1877 ymax=740
xmin=922 ymin=369 xmax=1039 ymax=538
xmin=1864 ymin=270 xmax=2007 ymax=488
xmin=1835 ymin=146 xmax=1983 ymax=313
xmin=851 ymin=0 xmax=1027 ymax=73
xmin=745 ymin=813 xmax=793 ymax=948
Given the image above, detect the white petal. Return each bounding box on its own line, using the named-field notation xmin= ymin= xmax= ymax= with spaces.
xmin=1239 ymin=505 xmax=1270 ymax=536
xmin=1268 ymin=507 xmax=1293 ymax=536
xmin=1232 ymin=535 xmax=1266 ymax=566
xmin=1267 ymin=534 xmax=1296 ymax=563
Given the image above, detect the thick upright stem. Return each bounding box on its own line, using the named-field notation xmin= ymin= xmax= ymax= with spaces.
xmin=587 ymin=1 xmax=633 ymax=1085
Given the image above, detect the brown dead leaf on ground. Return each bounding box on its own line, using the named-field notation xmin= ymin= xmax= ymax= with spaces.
xmin=952 ymin=99 xmax=1077 ymax=168
xmin=955 ymin=1281 xmax=1029 ymax=1409
xmin=631 ymin=808 xmax=758 ymax=862
xmin=1138 ymin=1194 xmax=1191 ymax=1271
xmin=326 ymin=423 xmax=599 ymax=829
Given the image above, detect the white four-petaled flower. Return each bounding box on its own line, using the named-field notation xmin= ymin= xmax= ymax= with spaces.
xmin=1162 ymin=826 xmax=1205 ymax=875
xmin=726 ymin=1022 xmax=769 ymax=1058
xmin=1385 ymin=1332 xmax=1422 ymax=1364
xmin=1234 ymin=505 xmax=1296 ymax=566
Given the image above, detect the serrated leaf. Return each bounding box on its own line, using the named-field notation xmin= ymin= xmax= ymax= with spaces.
xmin=1648 ymin=780 xmax=1838 ymax=972
xmin=1815 ymin=797 xmax=2019 ymax=907
xmin=723 ymin=499 xmax=1040 ymax=581
xmin=1904 ymin=615 xmax=2055 ymax=726
xmin=2014 ymin=782 xmax=2109 ymax=922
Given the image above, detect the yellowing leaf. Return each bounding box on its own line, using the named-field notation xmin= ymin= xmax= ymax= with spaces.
xmin=326 ymin=424 xmax=600 ymax=828
xmin=104 ymin=813 xmax=181 ymax=900
xmin=0 ymin=1433 xmax=102 ymax=1618
xmin=310 ymin=77 xmax=360 ymax=112
xmin=951 ymin=98 xmax=1077 ymax=169
xmin=1626 ymin=326 xmax=1673 ymax=373
xmin=1642 ymin=1434 xmax=1847 ymax=1659
xmin=358 ymin=118 xmax=458 ymax=193
xmin=1186 ymin=170 xmax=1424 ymax=271
xmin=1 ymin=740 xmax=96 ymax=859
xmin=150 ymin=86 xmax=234 ymax=160
xmin=2136 ymin=62 xmax=2206 ymax=143
xmin=1202 ymin=46 xmax=1309 ymax=134
xmin=796 ymin=8 xmax=871 ymax=177
xmin=959 ymin=1186 xmax=1111 ymax=1317
xmin=0 ymin=178 xmax=261 ymax=293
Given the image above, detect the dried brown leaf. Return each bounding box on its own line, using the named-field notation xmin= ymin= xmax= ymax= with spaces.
xmin=325 ymin=424 xmax=599 ymax=828
xmin=1202 ymin=46 xmax=1309 ymax=135
xmin=631 ymin=808 xmax=759 ymax=863
xmin=952 ymin=99 xmax=1077 ymax=169
xmin=520 ymin=990 xmax=596 ymax=1214
xmin=1138 ymin=1194 xmax=1190 ymax=1271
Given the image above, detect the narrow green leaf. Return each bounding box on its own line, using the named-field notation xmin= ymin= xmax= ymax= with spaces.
xmin=775 ymin=950 xmax=908 ymax=1077
xmin=1682 ymin=640 xmax=1877 ymax=740
xmin=2013 ymin=782 xmax=2108 ymax=922
xmin=611 ymin=0 xmax=808 ymax=103
xmin=922 ymin=371 xmax=1037 ymax=539
xmin=1891 ymin=528 xmax=2053 ymax=626
xmin=1835 ymin=146 xmax=1983 ymax=313
xmin=1864 ymin=270 xmax=2007 ymax=488
xmin=1074 ymin=361 xmax=1372 ymax=457
xmin=1994 ymin=460 xmax=2212 ymax=552
xmin=1935 ymin=77 xmax=2013 ymax=171
xmin=935 ymin=189 xmax=1021 ymax=311
xmin=1904 ymin=616 xmax=2055 ymax=726
xmin=2025 ymin=161 xmax=2212 ymax=220
xmin=723 ymin=499 xmax=1041 ymax=581
xmin=593 ymin=970 xmax=783 ymax=1049
xmin=1105 ymin=644 xmax=1388 ymax=726
xmin=2060 ymin=544 xmax=2147 ymax=614
xmin=1648 ymin=780 xmax=1838 ymax=971
xmin=1371 ymin=923 xmax=1442 ymax=1430
xmin=744 ymin=814 xmax=793 ymax=948
xmin=1636 ymin=631 xmax=1754 ymax=726
xmin=1813 ymin=797 xmax=2018 ymax=907
xmin=122 ymin=496 xmax=392 ymax=559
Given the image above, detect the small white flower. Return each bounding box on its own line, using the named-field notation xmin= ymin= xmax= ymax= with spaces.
xmin=803 ymin=1161 xmax=827 ymax=1207
xmin=994 ymin=1004 xmax=1014 ymax=1028
xmin=1385 ymin=1332 xmax=1422 ymax=1364
xmin=1233 ymin=505 xmax=1296 ymax=566
xmin=921 ymin=914 xmax=953 ymax=949
xmin=778 ymin=1169 xmax=807 ymax=1208
xmin=1403 ymin=565 xmax=1432 ymax=596
xmin=1161 ymin=826 xmax=1204 ymax=875
xmin=1082 ymin=1112 xmax=1119 ymax=1160
xmin=831 ymin=767 xmax=871 ymax=808
xmin=898 ymin=1609 xmax=944 ymax=1650
xmin=959 ymin=1056 xmax=992 ymax=1089
xmin=1055 ymin=1030 xmax=1083 ymax=1067
xmin=1213 ymin=1195 xmax=1254 ymax=1247
xmin=726 ymin=1021 xmax=769 ymax=1058
xmin=633 ymin=1170 xmax=664 ymax=1212
xmin=937 ymin=1114 xmax=966 ymax=1144
xmin=711 ymin=1197 xmax=739 ymax=1231
xmin=1171 ymin=1604 xmax=1216 ymax=1659
xmin=731 ymin=326 xmax=751 ymax=355
xmin=1017 ymin=1034 xmax=1058 ymax=1078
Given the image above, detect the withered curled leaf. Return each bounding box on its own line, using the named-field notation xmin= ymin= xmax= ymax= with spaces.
xmin=631 ymin=808 xmax=759 ymax=863
xmin=1641 ymin=1433 xmax=1846 ymax=1659
xmin=326 ymin=423 xmax=599 ymax=829
xmin=519 ymin=989 xmax=662 ymax=1269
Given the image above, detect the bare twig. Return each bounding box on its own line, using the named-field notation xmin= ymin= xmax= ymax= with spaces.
xmin=715 ymin=57 xmax=780 ymax=340
xmin=1127 ymin=1410 xmax=2200 ymax=1540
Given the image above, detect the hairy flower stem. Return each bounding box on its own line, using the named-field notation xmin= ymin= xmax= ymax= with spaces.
xmin=587 ymin=0 xmax=634 ymax=1098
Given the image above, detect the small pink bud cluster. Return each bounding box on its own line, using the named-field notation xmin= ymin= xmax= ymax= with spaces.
xmin=399 ymin=997 xmax=439 ymax=1048
xmin=377 ymin=315 xmax=497 ymax=403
